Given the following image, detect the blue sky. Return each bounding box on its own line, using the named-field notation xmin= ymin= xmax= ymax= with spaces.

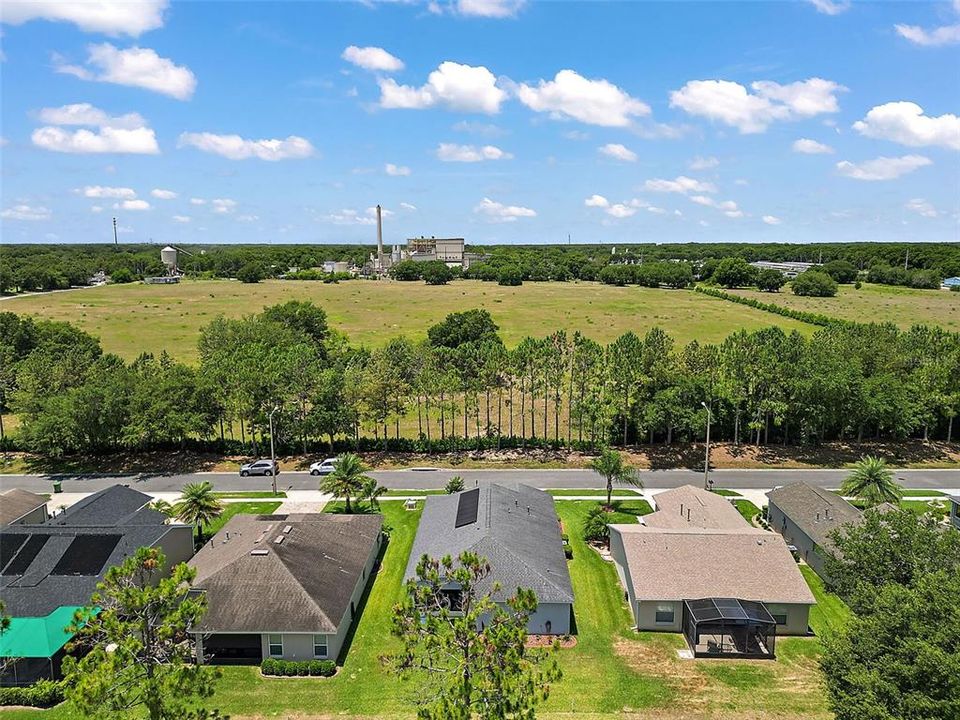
xmin=1 ymin=0 xmax=958 ymax=245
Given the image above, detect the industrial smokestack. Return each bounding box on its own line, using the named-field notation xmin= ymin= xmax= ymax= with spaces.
xmin=376 ymin=204 xmax=384 ymax=269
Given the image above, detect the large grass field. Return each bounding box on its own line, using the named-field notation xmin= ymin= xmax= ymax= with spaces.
xmin=2 ymin=279 xmax=815 ymax=362
xmin=3 ymin=498 xmax=833 ymax=720
xmin=729 ymin=282 xmax=959 ymax=333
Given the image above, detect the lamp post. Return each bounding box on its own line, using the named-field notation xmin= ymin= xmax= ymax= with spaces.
xmin=269 ymin=406 xmax=279 ymax=495
xmin=701 ymin=401 xmax=712 ymax=490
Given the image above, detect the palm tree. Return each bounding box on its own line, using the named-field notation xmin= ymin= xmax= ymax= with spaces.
xmin=173 ymin=481 xmax=223 ymax=540
xmin=361 ymin=476 xmax=387 ymax=511
xmin=841 ymin=456 xmax=902 ymax=507
xmin=321 ymin=452 xmax=370 ymax=513
xmin=590 ymin=446 xmax=643 ymax=509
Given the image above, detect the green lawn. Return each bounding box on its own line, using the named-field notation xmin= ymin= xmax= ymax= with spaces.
xmin=3 ymin=278 xmax=814 ymax=363
xmin=203 ymin=501 xmax=282 ymax=538
xmin=213 ymin=491 xmax=286 ymax=499
xmin=899 ymin=489 xmax=946 ymax=497
xmin=382 ymin=488 xmax=448 ymax=496
xmin=711 ymin=488 xmax=742 ymax=497
xmin=801 ymin=566 xmax=853 ymax=639
xmin=547 ymin=488 xmax=641 ymax=497
xmin=732 ymin=498 xmax=761 ymax=524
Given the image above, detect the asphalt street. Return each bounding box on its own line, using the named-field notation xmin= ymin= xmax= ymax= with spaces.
xmin=2 ymin=467 xmax=958 ymax=494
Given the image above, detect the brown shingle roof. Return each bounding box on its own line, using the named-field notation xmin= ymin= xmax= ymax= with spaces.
xmin=611 ymin=525 xmax=815 ymax=605
xmin=644 ymin=485 xmax=747 ymax=530
xmin=0 ymin=489 xmax=47 ymax=526
xmin=190 ymin=513 xmax=382 ymax=634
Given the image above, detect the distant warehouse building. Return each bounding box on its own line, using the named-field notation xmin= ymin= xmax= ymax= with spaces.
xmin=407 ymin=236 xmax=465 ymax=265
xmin=943 ymin=276 xmax=960 ymax=289
xmin=749 ymin=261 xmax=818 ymax=278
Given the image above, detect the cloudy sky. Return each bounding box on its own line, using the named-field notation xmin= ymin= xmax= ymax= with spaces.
xmin=1 ymin=0 xmax=958 ymax=245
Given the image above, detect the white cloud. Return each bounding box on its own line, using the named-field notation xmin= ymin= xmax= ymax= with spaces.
xmin=190 ymin=198 xmax=206 ymax=205
xmin=644 ymin=176 xmax=716 ymax=194
xmin=792 ymin=138 xmax=835 ymax=154
xmin=647 ymin=206 xmax=668 ymax=215
xmin=598 ymin=143 xmax=637 ymax=162
xmin=177 ymin=132 xmax=315 ymax=161
xmin=90 ymin=205 xmax=103 ymax=213
xmin=379 ymin=61 xmax=505 ymax=114
xmin=670 ymin=77 xmax=845 ymax=133
xmin=237 ymin=214 xmax=259 ymax=222
xmin=852 ymin=102 xmax=960 ymax=150
xmin=904 ymin=198 xmax=938 ymax=218
xmin=689 ymin=195 xmax=742 ymax=217
xmin=809 ymin=0 xmax=850 ymax=15
xmin=836 ymin=155 xmax=932 ymax=181
xmin=37 ymin=103 xmax=145 ymax=129
xmin=474 ymin=197 xmax=536 ymax=222
xmin=211 ymin=198 xmax=237 ymax=214
xmin=895 ymin=23 xmax=960 ymax=47
xmin=762 ymin=215 xmax=782 ymax=225
xmin=321 ymin=207 xmax=389 ymax=226
xmin=399 ymin=202 xmax=418 ymax=211
xmin=606 ymin=204 xmax=636 ymax=218
xmin=385 ymin=162 xmax=411 ymax=176
xmin=0 ymin=0 xmax=167 ymax=36
xmin=32 ymin=125 xmax=159 ymax=154
xmin=76 ymin=185 xmax=136 ymax=199
xmin=1 ymin=204 xmax=50 ymax=220
xmin=452 ymin=120 xmax=506 ymax=137
xmin=436 ymin=142 xmax=512 ymax=162
xmin=456 ymin=0 xmax=525 ymax=17
xmin=341 ymin=45 xmax=404 ymax=72
xmin=584 ymin=194 xmax=610 ymax=208
xmin=688 ymin=155 xmax=719 ymax=170
xmin=114 ymin=199 xmax=150 ymax=211
xmin=55 ymin=43 xmax=196 ymax=100
xmin=151 ymin=188 xmax=177 ymax=200
xmin=172 ymin=215 xmax=191 ymax=223
xmin=515 ymin=69 xmax=650 ymax=127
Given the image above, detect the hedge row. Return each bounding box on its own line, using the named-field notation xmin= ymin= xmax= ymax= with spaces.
xmin=0 ymin=680 xmax=65 ymax=707
xmin=695 ymin=285 xmax=847 ymax=327
xmin=260 ymin=658 xmax=336 ymax=677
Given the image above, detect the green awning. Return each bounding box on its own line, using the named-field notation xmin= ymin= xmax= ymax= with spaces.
xmin=0 ymin=606 xmax=86 ymax=658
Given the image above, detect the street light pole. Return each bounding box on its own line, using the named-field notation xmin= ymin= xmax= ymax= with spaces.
xmin=269 ymin=406 xmax=279 ymax=495
xmin=701 ymin=401 xmax=712 ymax=490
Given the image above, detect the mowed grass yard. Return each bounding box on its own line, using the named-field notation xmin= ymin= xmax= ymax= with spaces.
xmin=729 ymin=282 xmax=960 ymax=333
xmin=3 ymin=279 xmax=814 ymax=363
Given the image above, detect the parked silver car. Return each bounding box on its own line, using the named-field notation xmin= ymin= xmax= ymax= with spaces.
xmin=239 ymin=459 xmax=279 ymax=477
xmin=309 ymin=458 xmax=338 ymax=476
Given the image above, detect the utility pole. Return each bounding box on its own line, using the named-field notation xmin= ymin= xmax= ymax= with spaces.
xmin=269 ymin=406 xmax=279 ymax=495
xmin=904 ymin=248 xmax=910 ymax=270
xmin=112 ymin=217 xmax=118 ymax=246
xmin=701 ymin=401 xmax=712 ymax=490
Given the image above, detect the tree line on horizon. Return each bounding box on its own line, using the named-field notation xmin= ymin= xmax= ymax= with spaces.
xmin=1 ymin=300 xmax=958 ymax=458
xmin=1 ymin=241 xmax=958 ymax=293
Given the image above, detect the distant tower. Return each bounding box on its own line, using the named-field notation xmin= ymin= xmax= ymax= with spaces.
xmin=112 ymin=217 xmax=118 ymax=246
xmin=376 ymin=204 xmax=384 ymax=270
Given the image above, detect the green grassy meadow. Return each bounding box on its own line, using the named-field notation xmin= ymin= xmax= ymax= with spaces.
xmin=3 ymin=279 xmax=815 ymax=362
xmin=729 ymin=282 xmax=959 ymax=333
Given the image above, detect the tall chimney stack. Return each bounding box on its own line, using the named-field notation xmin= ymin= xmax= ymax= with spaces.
xmin=376 ymin=204 xmax=384 ymax=270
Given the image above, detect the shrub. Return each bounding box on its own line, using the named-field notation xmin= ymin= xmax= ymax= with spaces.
xmin=497 ymin=267 xmax=523 ymax=286
xmin=110 ymin=268 xmax=136 ymax=284
xmin=260 ymin=658 xmax=336 ymax=677
xmin=821 ymin=259 xmax=858 ymax=284
xmin=755 ymin=268 xmax=786 ymax=292
xmin=237 ymin=262 xmax=266 ymax=284
xmin=582 ymin=505 xmax=610 ymax=544
xmin=389 ymin=260 xmax=421 ymax=281
xmin=710 ymin=257 xmax=756 ymax=288
xmin=445 ymin=476 xmax=465 ymax=493
xmin=792 ymin=270 xmax=838 ymax=297
xmin=0 ymin=680 xmax=65 ymax=707
xmin=421 ymin=261 xmax=454 ymax=286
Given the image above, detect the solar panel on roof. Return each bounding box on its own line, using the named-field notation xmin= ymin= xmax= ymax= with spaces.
xmin=2 ymin=534 xmax=50 ymax=575
xmin=455 ymin=488 xmax=480 ymax=528
xmin=51 ymin=534 xmax=122 ymax=576
xmin=0 ymin=534 xmax=28 ymax=571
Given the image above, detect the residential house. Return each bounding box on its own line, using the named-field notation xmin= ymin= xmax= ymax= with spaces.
xmin=0 ymin=485 xmax=193 ymax=685
xmin=189 ymin=512 xmax=383 ymax=664
xmin=766 ymin=482 xmax=863 ymax=580
xmin=609 ymin=485 xmax=814 ymax=659
xmin=0 ymin=489 xmax=48 ymax=526
xmin=950 ymin=495 xmax=960 ymax=531
xmin=405 ymin=484 xmax=574 ymax=635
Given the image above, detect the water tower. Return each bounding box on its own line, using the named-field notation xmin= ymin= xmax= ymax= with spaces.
xmin=161 ymin=246 xmax=178 ymax=274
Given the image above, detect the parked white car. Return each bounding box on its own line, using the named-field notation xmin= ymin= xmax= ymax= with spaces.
xmin=239 ymin=459 xmax=279 ymax=477
xmin=309 ymin=458 xmax=339 ymax=476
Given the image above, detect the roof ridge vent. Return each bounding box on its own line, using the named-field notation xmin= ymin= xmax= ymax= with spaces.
xmin=250 ymin=549 xmax=268 ymax=556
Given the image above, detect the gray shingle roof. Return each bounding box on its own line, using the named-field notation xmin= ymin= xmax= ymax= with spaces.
xmin=0 ymin=489 xmax=47 ymax=526
xmin=645 ymin=485 xmax=747 ymax=530
xmin=0 ymin=485 xmax=185 ymax=617
xmin=766 ymin=482 xmax=862 ymax=551
xmin=405 ymin=484 xmax=573 ymax=605
xmin=190 ymin=513 xmax=383 ymax=634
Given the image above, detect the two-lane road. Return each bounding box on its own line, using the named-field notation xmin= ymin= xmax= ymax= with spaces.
xmin=2 ymin=467 xmax=958 ymax=494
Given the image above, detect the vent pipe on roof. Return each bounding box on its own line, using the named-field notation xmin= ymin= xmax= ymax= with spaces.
xmin=816 ymin=512 xmax=820 ymax=521
xmin=680 ymin=503 xmax=684 ymax=516
xmin=687 ymin=508 xmax=691 ymax=522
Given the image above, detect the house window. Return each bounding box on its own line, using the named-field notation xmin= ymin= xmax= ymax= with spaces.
xmin=268 ymin=634 xmax=283 ymax=657
xmin=441 ymin=589 xmax=464 ymax=612
xmin=654 ymin=604 xmax=675 ymax=624
xmin=766 ymin=605 xmax=788 ymax=625
xmin=313 ymin=635 xmax=328 ymax=658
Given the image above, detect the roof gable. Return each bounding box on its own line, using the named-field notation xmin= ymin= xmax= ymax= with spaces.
xmin=767 ymin=482 xmax=862 ymax=550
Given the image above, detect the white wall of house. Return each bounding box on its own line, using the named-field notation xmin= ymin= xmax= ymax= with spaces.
xmin=525 ymin=603 xmax=571 ymax=636
xmin=9 ymin=505 xmax=48 ymax=525
xmin=767 ymin=501 xmax=829 ymax=580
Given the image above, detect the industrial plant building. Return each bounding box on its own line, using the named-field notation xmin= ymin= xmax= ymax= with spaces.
xmin=749 ymin=261 xmax=818 ymax=278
